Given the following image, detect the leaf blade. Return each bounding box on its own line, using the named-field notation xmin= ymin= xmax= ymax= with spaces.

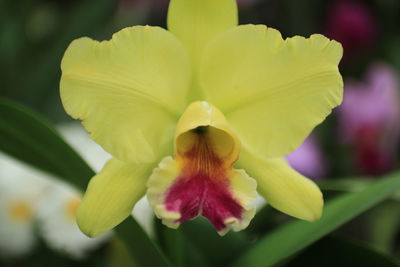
xmin=0 ymin=98 xmax=171 ymax=267
xmin=0 ymin=97 xmax=93 ymax=189
xmin=231 ymin=172 xmax=400 ymax=267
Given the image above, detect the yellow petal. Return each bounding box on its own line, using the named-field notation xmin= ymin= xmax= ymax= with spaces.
xmin=237 ymin=149 xmax=323 ymax=221
xmin=60 ymin=26 xmax=191 ymax=163
xmin=167 ymin=0 xmax=238 ymax=71
xmin=147 ymin=102 xmax=257 ymax=235
xmin=199 ymin=25 xmax=343 ymax=158
xmin=77 ymin=158 xmax=154 ymax=237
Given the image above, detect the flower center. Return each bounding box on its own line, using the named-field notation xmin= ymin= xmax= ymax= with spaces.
xmin=65 ymin=197 xmax=81 ymax=221
xmin=147 ymin=101 xmax=256 ymax=235
xmin=9 ymin=201 xmax=32 ymax=223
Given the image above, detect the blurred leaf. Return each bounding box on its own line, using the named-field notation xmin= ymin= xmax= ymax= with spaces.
xmin=281 ymin=0 xmax=322 ymax=36
xmin=0 ymin=97 xmax=92 ymax=189
xmin=231 ymin=171 xmax=400 ymax=267
xmin=8 ymin=238 xmax=110 ymax=267
xmin=318 ymin=177 xmax=373 ymax=192
xmin=116 ymin=217 xmax=171 ymax=267
xmin=181 ymin=218 xmax=251 ymax=267
xmin=0 ymin=98 xmax=170 ymax=267
xmin=244 ymin=205 xmax=285 ymax=236
xmin=384 ymin=37 xmax=400 ymax=72
xmin=285 ymin=235 xmax=399 ymax=267
xmin=155 ymin=219 xmax=185 ymax=267
xmin=108 ymin=237 xmax=139 ymax=267
xmin=184 ymin=241 xmax=209 ymax=267
xmin=319 ymin=178 xmax=400 ymax=201
xmin=13 ymin=0 xmax=116 ymax=120
xmin=368 ymin=200 xmax=400 ymax=253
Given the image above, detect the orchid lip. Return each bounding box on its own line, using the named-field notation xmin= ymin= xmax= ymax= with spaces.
xmin=147 ymin=102 xmax=257 ymax=234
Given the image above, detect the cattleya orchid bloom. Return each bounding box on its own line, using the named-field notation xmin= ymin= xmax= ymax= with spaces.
xmin=60 ymin=0 xmax=343 ymax=237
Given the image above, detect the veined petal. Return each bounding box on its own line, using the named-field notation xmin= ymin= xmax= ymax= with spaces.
xmin=61 ymin=26 xmax=191 ymax=163
xmin=167 ymin=0 xmax=238 ymax=70
xmin=77 ymin=158 xmax=154 ymax=237
xmin=199 ymin=25 xmax=343 ymax=158
xmin=237 ymin=149 xmax=323 ymax=222
xmin=147 ymin=102 xmax=256 ymax=235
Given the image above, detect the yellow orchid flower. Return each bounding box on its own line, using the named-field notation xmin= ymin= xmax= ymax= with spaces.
xmin=60 ymin=0 xmax=343 ymax=237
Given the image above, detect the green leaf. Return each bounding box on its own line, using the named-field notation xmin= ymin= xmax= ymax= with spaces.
xmin=116 ymin=217 xmax=171 ymax=267
xmin=19 ymin=0 xmax=116 ymax=110
xmin=0 ymin=97 xmax=93 ymax=190
xmin=155 ymin=219 xmax=186 ymax=267
xmin=318 ymin=178 xmax=400 ymax=201
xmin=318 ymin=177 xmax=373 ymax=193
xmin=231 ymin=172 xmax=400 ymax=267
xmin=181 ymin=218 xmax=251 ymax=267
xmin=0 ymin=98 xmax=170 ymax=267
xmin=368 ymin=200 xmax=400 ymax=253
xmin=285 ymin=235 xmax=399 ymax=267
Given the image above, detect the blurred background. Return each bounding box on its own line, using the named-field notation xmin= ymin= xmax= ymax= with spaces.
xmin=1 ymin=0 xmax=400 ymax=266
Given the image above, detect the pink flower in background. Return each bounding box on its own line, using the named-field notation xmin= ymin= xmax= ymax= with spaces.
xmin=338 ymin=63 xmax=400 ymax=175
xmin=325 ymin=0 xmax=377 ymax=58
xmin=286 ymin=135 xmax=327 ymax=179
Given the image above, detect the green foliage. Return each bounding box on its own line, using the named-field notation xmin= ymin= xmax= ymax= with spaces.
xmin=286 ymin=236 xmax=399 ymax=267
xmin=0 ymin=98 xmax=93 ymax=189
xmin=0 ymin=98 xmax=170 ymax=267
xmin=231 ymin=172 xmax=400 ymax=267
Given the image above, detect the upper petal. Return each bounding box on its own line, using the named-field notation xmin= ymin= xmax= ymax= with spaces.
xmin=60 ymin=26 xmax=191 ymax=163
xmin=77 ymin=158 xmax=154 ymax=237
xmin=199 ymin=25 xmax=343 ymax=158
xmin=167 ymin=0 xmax=238 ymax=71
xmin=237 ymin=149 xmax=323 ymax=222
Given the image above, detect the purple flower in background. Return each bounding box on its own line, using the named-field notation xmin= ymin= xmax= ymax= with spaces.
xmin=286 ymin=135 xmax=327 ymax=179
xmin=338 ymin=63 xmax=400 ymax=175
xmin=325 ymin=0 xmax=377 ymax=59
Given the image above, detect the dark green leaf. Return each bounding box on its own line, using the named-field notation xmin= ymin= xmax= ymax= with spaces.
xmin=285 ymin=235 xmax=400 ymax=267
xmin=368 ymin=201 xmax=400 ymax=253
xmin=181 ymin=218 xmax=251 ymax=267
xmin=20 ymin=0 xmax=116 ymax=110
xmin=231 ymin=172 xmax=400 ymax=267
xmin=155 ymin=219 xmax=185 ymax=267
xmin=116 ymin=217 xmax=171 ymax=267
xmin=0 ymin=98 xmax=170 ymax=267
xmin=0 ymin=97 xmax=93 ymax=189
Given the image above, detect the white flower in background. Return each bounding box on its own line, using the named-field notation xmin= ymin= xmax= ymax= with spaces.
xmin=131 ymin=197 xmax=154 ymax=237
xmin=0 ymin=122 xmax=155 ymax=259
xmin=36 ymin=182 xmax=108 ymax=259
xmin=0 ymin=154 xmax=50 ymax=258
xmin=57 ymin=123 xmax=111 ymax=172
xmin=32 ymin=123 xmax=111 ymax=258
xmin=0 ymin=123 xmax=110 ymax=259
